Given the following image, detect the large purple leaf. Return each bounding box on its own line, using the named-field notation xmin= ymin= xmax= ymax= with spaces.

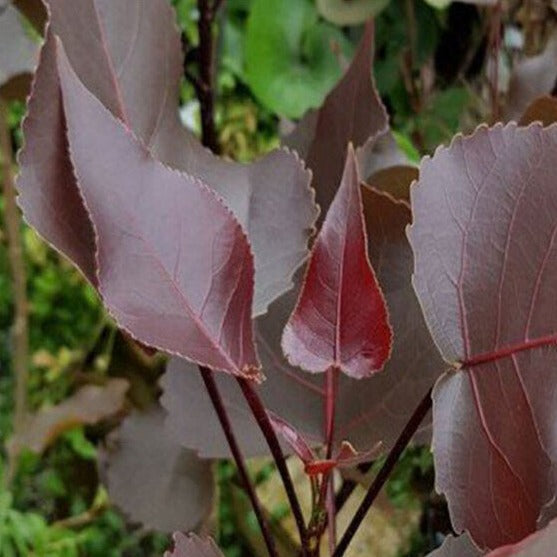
xmin=163 ymin=181 xmax=442 ymax=457
xmin=409 ymin=123 xmax=557 ymax=548
xmin=100 ymin=408 xmax=214 ymax=533
xmin=165 ymin=534 xmax=224 ymax=557
xmin=17 ymin=0 xmax=316 ymax=314
xmin=0 ymin=1 xmax=39 ymax=99
xmin=56 ymin=41 xmax=259 ymax=378
xmin=282 ymin=146 xmax=392 ymax=379
xmin=284 ymin=21 xmax=388 ymax=216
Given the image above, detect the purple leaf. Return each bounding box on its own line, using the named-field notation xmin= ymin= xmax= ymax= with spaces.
xmin=409 ymin=123 xmax=557 ymax=548
xmin=17 ymin=0 xmax=316 ymax=314
xmin=268 ymin=412 xmax=316 ymax=464
xmin=100 ymin=408 xmax=214 ymax=534
xmin=163 ymin=179 xmax=441 ymax=457
xmin=55 ymin=40 xmax=260 ymax=378
xmin=165 ymin=534 xmax=224 ymax=557
xmin=284 ymin=21 xmax=389 ymax=216
xmin=282 ymin=146 xmax=392 ymax=378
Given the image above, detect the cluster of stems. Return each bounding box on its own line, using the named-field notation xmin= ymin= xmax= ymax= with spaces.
xmin=188 ymin=2 xmax=433 ymax=555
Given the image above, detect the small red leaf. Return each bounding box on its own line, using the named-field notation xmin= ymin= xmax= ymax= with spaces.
xmin=304 ymin=459 xmax=337 ymax=476
xmin=282 ymin=146 xmax=392 ymax=379
xmin=55 ymin=41 xmax=260 ymax=379
xmin=268 ymin=412 xmax=315 ymax=464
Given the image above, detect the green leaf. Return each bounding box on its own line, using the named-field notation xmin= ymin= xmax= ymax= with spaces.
xmin=62 ymin=428 xmax=97 ymax=461
xmin=245 ymin=0 xmax=353 ymax=118
xmin=316 ymin=0 xmax=391 ymax=25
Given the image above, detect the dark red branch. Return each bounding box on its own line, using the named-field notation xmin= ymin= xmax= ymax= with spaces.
xmin=199 ymin=367 xmax=279 ymax=557
xmin=195 ymin=0 xmax=221 ymax=153
xmin=332 ymin=388 xmax=433 ymax=557
xmin=237 ymin=377 xmax=309 ymax=555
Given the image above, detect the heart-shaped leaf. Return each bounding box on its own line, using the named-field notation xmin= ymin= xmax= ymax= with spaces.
xmin=284 ymin=22 xmax=389 ymax=217
xmin=409 ymin=123 xmax=557 ymax=548
xmin=100 ymin=408 xmax=214 ymax=533
xmin=17 ymin=0 xmax=317 ymax=315
xmin=245 ymin=0 xmax=353 ymax=118
xmin=282 ymin=146 xmax=392 ymax=378
xmin=56 ymin=41 xmax=260 ymax=378
xmin=165 ymin=534 xmax=224 ymax=557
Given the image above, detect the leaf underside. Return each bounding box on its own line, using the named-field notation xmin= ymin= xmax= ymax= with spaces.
xmin=409 ymin=123 xmax=557 ymax=548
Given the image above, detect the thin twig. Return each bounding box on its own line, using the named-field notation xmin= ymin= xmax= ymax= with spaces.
xmin=324 ymin=367 xmax=338 ymax=550
xmin=332 ymin=388 xmax=433 ymax=557
xmin=0 ymin=101 xmax=29 ymax=437
xmin=199 ymin=367 xmax=279 ymax=557
xmin=195 ymin=0 xmax=221 ymax=153
xmin=237 ymin=377 xmax=309 ymax=555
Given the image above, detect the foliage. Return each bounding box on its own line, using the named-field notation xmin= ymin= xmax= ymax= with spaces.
xmin=3 ymin=1 xmax=557 ymax=557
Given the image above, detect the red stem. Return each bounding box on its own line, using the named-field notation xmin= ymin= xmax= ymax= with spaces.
xmin=332 ymin=388 xmax=433 ymax=557
xmin=237 ymin=377 xmax=309 ymax=554
xmin=199 ymin=367 xmax=279 ymax=557
xmin=461 ymin=333 xmax=557 ymax=368
xmin=196 ymin=0 xmax=221 ymax=153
